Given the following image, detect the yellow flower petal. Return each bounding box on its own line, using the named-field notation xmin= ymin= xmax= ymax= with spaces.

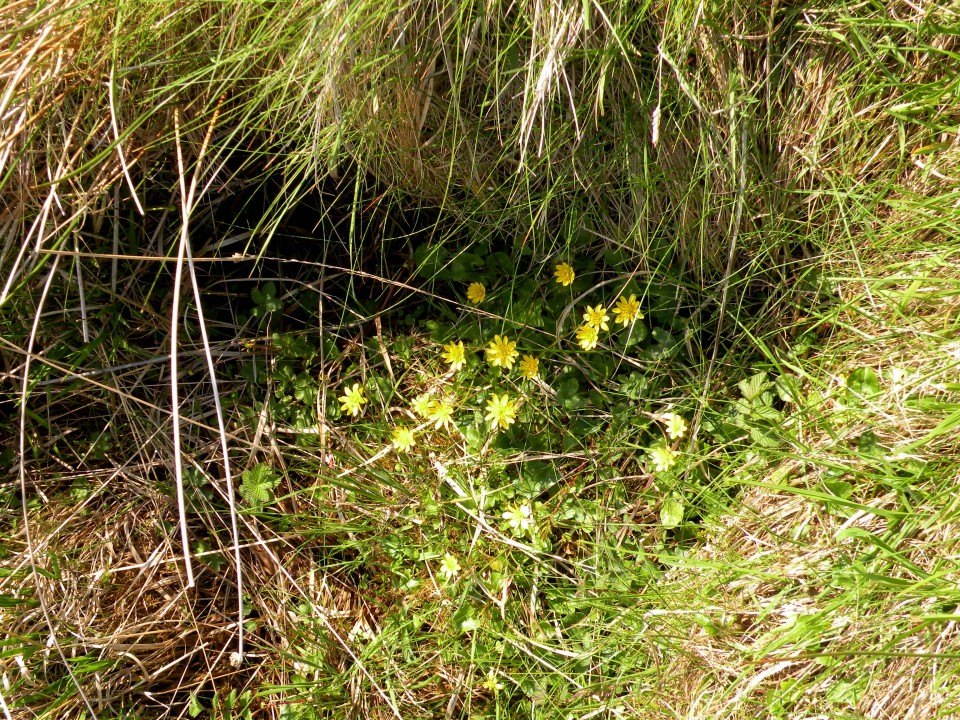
xmin=485 ymin=393 xmax=518 ymax=430
xmin=575 ymin=323 xmax=599 ymax=351
xmin=554 ymin=262 xmax=575 ymax=287
xmin=519 ymin=354 xmax=539 ymax=380
xmin=392 ymin=427 xmax=416 ymax=452
xmin=485 ymin=335 xmax=519 ymax=369
xmin=662 ymin=413 xmax=687 ymax=440
xmin=613 ymin=294 xmax=643 ymax=326
xmin=650 ymin=445 xmax=678 ymax=473
xmin=466 ymin=282 xmax=486 ymax=304
xmin=583 ymin=304 xmax=610 ymax=332
xmin=442 ymin=340 xmax=466 ymax=371
xmin=339 ymin=383 xmax=366 ymax=417
xmin=427 ymin=400 xmax=455 ymax=430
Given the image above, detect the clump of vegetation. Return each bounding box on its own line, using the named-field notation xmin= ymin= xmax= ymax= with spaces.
xmin=4 ymin=1 xmax=960 ymax=718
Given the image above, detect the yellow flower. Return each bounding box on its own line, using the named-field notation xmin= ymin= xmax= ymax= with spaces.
xmin=392 ymin=427 xmax=416 ymax=452
xmin=428 ymin=400 xmax=455 ymax=430
xmin=486 ymin=335 xmax=519 ymax=370
xmin=502 ymin=503 xmax=533 ymax=532
xmin=583 ymin=304 xmax=610 ymax=332
xmin=485 ymin=393 xmax=518 ymax=430
xmin=662 ymin=413 xmax=687 ymax=440
xmin=339 ymin=383 xmax=366 ymax=417
xmin=439 ymin=553 xmax=461 ymax=581
xmin=481 ymin=669 xmax=505 ymax=693
xmin=412 ymin=393 xmax=435 ymax=418
xmin=650 ymin=445 xmax=678 ymax=473
xmin=519 ymin=354 xmax=539 ymax=380
xmin=613 ymin=294 xmax=643 ymax=326
xmin=442 ymin=340 xmax=466 ymax=371
xmin=576 ymin=323 xmax=599 ymax=351
xmin=467 ymin=282 xmax=486 ymax=304
xmin=554 ymin=262 xmax=575 ymax=287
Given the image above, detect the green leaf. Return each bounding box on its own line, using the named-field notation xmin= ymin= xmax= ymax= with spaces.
xmin=273 ymin=332 xmax=316 ymax=359
xmin=240 ymin=463 xmax=281 ymax=506
xmin=823 ymin=479 xmax=853 ymax=500
xmin=510 ymin=295 xmax=544 ymax=327
xmin=464 ymin=423 xmax=484 ymax=452
xmin=413 ymin=243 xmax=448 ymax=279
xmin=603 ymin=247 xmax=628 ymax=268
xmin=251 ymin=282 xmax=281 ymax=316
xmin=521 ymin=461 xmax=560 ymax=496
xmin=238 ymin=358 xmax=265 ymax=384
xmin=750 ymin=403 xmax=782 ymax=422
xmin=188 ymin=692 xmax=203 ymax=718
xmin=556 ymin=378 xmax=587 ymax=411
xmin=448 ymin=250 xmax=482 ymax=281
xmin=775 ymin=374 xmax=803 ymax=404
xmin=789 ymin=332 xmax=816 ymax=358
xmin=857 ymin=429 xmax=882 ymax=456
xmin=452 ymin=604 xmax=479 ymax=633
xmin=847 ymin=367 xmax=881 ymax=402
xmin=0 ymin=594 xmax=38 ymax=609
xmin=485 ymin=251 xmax=513 ymax=274
xmin=622 ymin=322 xmax=647 ymax=348
xmin=293 ymin=374 xmax=317 ymax=404
xmin=826 ymin=678 xmax=863 ymax=706
xmin=738 ymin=372 xmax=771 ymax=402
xmin=642 ymin=327 xmax=679 ymax=360
xmin=750 ymin=425 xmax=781 ymax=448
xmin=660 ymin=493 xmax=684 ymax=528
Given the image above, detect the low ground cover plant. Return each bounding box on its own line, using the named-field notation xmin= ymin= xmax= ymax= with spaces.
xmin=3 ymin=1 xmax=960 ymax=719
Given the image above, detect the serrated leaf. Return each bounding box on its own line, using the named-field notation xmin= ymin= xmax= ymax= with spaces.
xmin=750 ymin=403 xmax=783 ymax=422
xmin=775 ymin=374 xmax=803 ymax=404
xmin=293 ymin=375 xmax=317 ymax=404
xmin=272 ymin=332 xmax=316 ymax=359
xmin=738 ymin=372 xmax=771 ymax=402
xmin=240 ymin=463 xmax=280 ymax=506
xmin=732 ymin=398 xmax=752 ymax=420
xmin=789 ymin=332 xmax=816 ymax=358
xmin=750 ymin=426 xmax=781 ymax=448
